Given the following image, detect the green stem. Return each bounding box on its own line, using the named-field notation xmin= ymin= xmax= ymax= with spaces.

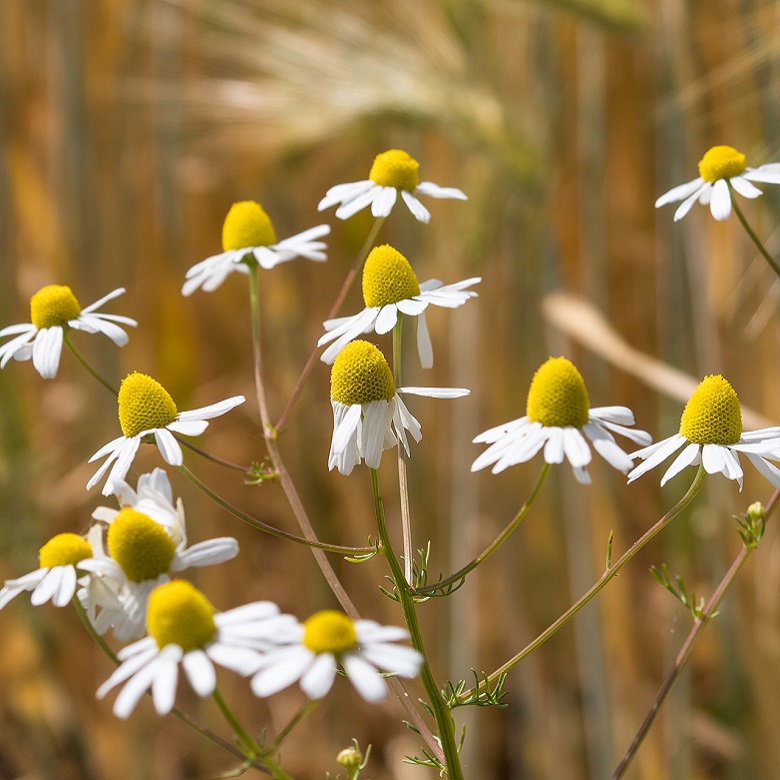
xmin=730 ymin=195 xmax=780 ymax=279
xmin=212 ymin=687 xmax=260 ymax=757
xmin=63 ymin=331 xmax=118 ymax=394
xmin=370 ymin=468 xmax=461 ymax=778
xmin=274 ymin=216 xmax=385 ymax=432
xmin=458 ymin=465 xmax=705 ymax=702
xmin=266 ymin=700 xmax=319 ymax=755
xmin=417 ymin=463 xmax=550 ymax=596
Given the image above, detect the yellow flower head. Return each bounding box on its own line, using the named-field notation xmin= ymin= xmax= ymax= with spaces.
xmin=30 ymin=285 xmax=81 ymax=330
xmin=221 ymin=201 xmax=276 ymax=252
xmin=526 ymin=357 xmax=590 ymax=428
xmin=679 ymin=375 xmax=742 ymax=445
xmin=118 ymin=372 xmax=178 ymax=438
xmin=303 ymin=610 xmax=357 ymax=656
xmin=39 ymin=533 xmax=92 ymax=569
xmin=107 ymin=508 xmax=176 ymax=582
xmin=368 ymin=149 xmax=420 ymax=191
xmin=698 ymin=146 xmax=747 ymax=184
xmin=330 ymin=340 xmax=395 ymax=406
xmin=362 ymin=245 xmax=420 ymax=308
xmin=146 ymin=580 xmax=216 ymax=652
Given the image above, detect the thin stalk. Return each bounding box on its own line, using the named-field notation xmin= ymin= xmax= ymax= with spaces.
xmin=176 ymin=437 xmax=249 ymax=472
xmin=458 ymin=465 xmax=705 ymax=701
xmin=371 ymin=468 xmax=461 ymax=778
xmin=63 ymin=331 xmax=118 ymax=394
xmin=416 ymin=463 xmax=550 ymax=596
xmin=212 ymin=687 xmax=260 ymax=758
xmin=731 ymin=195 xmax=780 ymax=279
xmin=275 ymin=216 xmax=385 ymax=432
xmin=266 ymin=700 xmax=319 ymax=755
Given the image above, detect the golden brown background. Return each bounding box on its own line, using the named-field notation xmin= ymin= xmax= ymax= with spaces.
xmin=2 ymin=1 xmax=780 ymax=778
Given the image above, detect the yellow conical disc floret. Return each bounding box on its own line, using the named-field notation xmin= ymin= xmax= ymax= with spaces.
xmin=330 ymin=340 xmax=395 ymax=406
xmin=221 ymin=201 xmax=276 ymax=252
xmin=679 ymin=375 xmax=742 ymax=445
xmin=698 ymin=146 xmax=746 ymax=183
xmin=368 ymin=149 xmax=420 ymax=191
xmin=526 ymin=357 xmax=590 ymax=428
xmin=107 ymin=508 xmax=176 ymax=582
xmin=146 ymin=580 xmax=216 ymax=652
xmin=303 ymin=610 xmax=357 ymax=656
xmin=30 ymin=285 xmax=81 ymax=330
xmin=118 ymin=372 xmax=178 ymax=437
xmin=362 ymin=245 xmax=421 ymax=308
xmin=39 ymin=533 xmax=92 ymax=569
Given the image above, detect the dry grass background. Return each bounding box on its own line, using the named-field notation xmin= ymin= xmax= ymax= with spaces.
xmin=1 ymin=0 xmax=780 ymax=778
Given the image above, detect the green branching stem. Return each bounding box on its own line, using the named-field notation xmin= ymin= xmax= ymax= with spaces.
xmin=370 ymin=468 xmax=459 ymax=777
xmin=730 ymin=195 xmax=780 ymax=279
xmin=63 ymin=331 xmax=118 ymax=394
xmin=459 ymin=465 xmax=705 ymax=702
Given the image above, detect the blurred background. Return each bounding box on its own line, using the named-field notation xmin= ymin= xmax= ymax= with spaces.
xmin=2 ymin=0 xmax=780 ymax=778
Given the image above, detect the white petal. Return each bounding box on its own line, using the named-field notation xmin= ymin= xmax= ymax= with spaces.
xmin=30 ymin=568 xmax=64 ymax=606
xmin=745 ymin=453 xmax=780 ymax=488
xmin=335 ymin=187 xmax=381 ymax=220
xmin=371 ymin=186 xmax=397 ymax=217
xmin=152 ymin=648 xmax=182 ymax=714
xmin=32 ymin=327 xmax=64 ymax=378
xmin=360 ymin=643 xmax=422 ymax=679
xmin=182 ymin=649 xmax=216 ymax=696
xmin=300 ymin=653 xmax=338 ymax=699
xmin=709 ymin=179 xmax=732 ymax=220
xmin=375 ymin=304 xmax=399 ymax=335
xmin=673 ymin=184 xmax=709 ymax=221
xmin=155 ymin=429 xmax=183 ymax=466
xmin=561 ymin=428 xmax=592 ymax=469
xmin=341 ymin=654 xmax=386 ymax=701
xmin=318 ymin=180 xmax=374 ymax=211
xmin=543 ymin=427 xmax=565 ymax=464
xmin=400 ymin=190 xmax=430 ymax=223
xmin=743 ymin=168 xmax=780 ymax=185
xmin=398 ymin=386 xmax=469 ymax=398
xmin=414 ymin=181 xmax=467 ymax=200
xmin=416 ymin=311 xmax=433 ymax=369
xmin=655 ymin=177 xmax=704 ymax=208
xmin=729 ymin=176 xmax=762 ymax=199
xmin=177 ymin=396 xmax=245 ymax=421
xmin=251 ymin=647 xmax=313 ymax=697
xmin=658 ymin=441 xmax=700 ymax=485
xmin=172 ymin=538 xmax=239 ymax=569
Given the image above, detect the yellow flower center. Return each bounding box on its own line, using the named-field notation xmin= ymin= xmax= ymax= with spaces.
xmin=697 ymin=145 xmax=747 ymax=183
xmin=107 ymin=508 xmax=176 ymax=582
xmin=221 ymin=201 xmax=277 ymax=252
xmin=30 ymin=285 xmax=81 ymax=329
xmin=303 ymin=610 xmax=357 ymax=656
xmin=368 ymin=149 xmax=420 ymax=191
xmin=362 ymin=245 xmax=421 ymax=308
xmin=39 ymin=533 xmax=92 ymax=569
xmin=678 ymin=375 xmax=742 ymax=445
xmin=526 ymin=357 xmax=590 ymax=428
xmin=146 ymin=580 xmax=216 ymax=652
xmin=330 ymin=340 xmax=395 ymax=406
xmin=118 ymin=372 xmax=178 ymax=437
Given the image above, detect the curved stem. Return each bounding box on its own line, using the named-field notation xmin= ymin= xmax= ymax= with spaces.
xmin=266 ymin=700 xmax=319 ymax=755
xmin=63 ymin=331 xmax=118 ymax=394
xmin=371 ymin=468 xmax=460 ymax=777
xmin=417 ymin=463 xmax=550 ymax=596
xmin=212 ymin=687 xmax=260 ymax=758
xmin=275 ymin=216 xmax=385 ymax=432
xmin=459 ymin=465 xmax=705 ymax=701
xmin=730 ymin=195 xmax=780 ymax=279
xmin=176 ymin=436 xmax=249 ymax=472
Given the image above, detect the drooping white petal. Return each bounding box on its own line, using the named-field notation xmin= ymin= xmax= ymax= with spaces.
xmin=627 ymin=434 xmax=688 ymax=483
xmin=318 ymin=180 xmax=374 ymax=211
xmin=709 ymin=179 xmax=732 ymax=220
xmin=336 ymin=186 xmax=381 ymax=220
xmin=400 ymin=190 xmax=431 ymax=223
xmin=32 ymin=326 xmax=64 ymax=378
xmin=729 ymin=176 xmax=762 ymax=199
xmin=375 ymin=304 xmax=399 ymax=334
xmin=673 ymin=183 xmax=709 ymax=221
xmin=416 ymin=311 xmax=433 ymax=369
xmin=658 ymin=441 xmax=700 ymax=485
xmin=182 ymin=649 xmax=217 ymax=696
xmin=414 ymin=182 xmax=468 ymax=201
xmin=342 ymin=654 xmax=387 ymax=701
xmin=655 ymin=177 xmax=704 ymax=208
xmin=154 ymin=428 xmax=184 ymax=466
xmin=151 ymin=647 xmax=182 ymax=714
xmin=251 ymin=647 xmax=314 ymax=697
xmin=300 ymin=653 xmax=338 ymax=699
xmin=371 ymin=186 xmax=398 ymax=217
xmin=172 ymin=538 xmax=239 ymax=569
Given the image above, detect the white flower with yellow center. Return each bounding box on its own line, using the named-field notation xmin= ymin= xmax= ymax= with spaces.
xmin=328 ymin=340 xmax=469 ymax=476
xmin=628 ymin=375 xmax=780 ymax=489
xmin=87 ymin=371 xmax=244 ymax=495
xmin=0 ymin=533 xmax=93 ymax=610
xmin=250 ymin=609 xmax=423 ymax=702
xmin=655 ymin=145 xmax=780 ymax=222
xmin=472 ymin=357 xmax=651 ymax=484
xmin=319 ymin=244 xmax=480 ymax=368
xmin=97 ymin=580 xmax=292 ymax=718
xmin=318 ymin=149 xmax=467 ymax=223
xmin=78 ymin=500 xmax=239 ymax=641
xmin=182 ymin=200 xmax=330 ymax=295
xmin=0 ymin=285 xmax=136 ymax=379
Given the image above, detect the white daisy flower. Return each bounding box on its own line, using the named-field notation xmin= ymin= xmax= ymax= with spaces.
xmin=328 ymin=340 xmax=469 ymax=476
xmin=655 ymin=145 xmax=780 ymax=222
xmin=97 ymin=580 xmax=294 ymax=718
xmin=318 ymin=244 xmax=480 ymax=368
xmin=472 ymin=356 xmax=651 ymax=484
xmin=87 ymin=371 xmax=245 ymax=495
xmin=318 ymin=149 xmax=467 ymax=224
xmin=0 ymin=532 xmax=93 ymax=610
xmin=250 ymin=609 xmax=423 ymax=703
xmin=628 ymin=375 xmax=780 ymax=490
xmin=79 ymin=487 xmax=239 ymax=641
xmin=182 ymin=200 xmax=330 ymax=295
xmin=0 ymin=285 xmax=136 ymax=379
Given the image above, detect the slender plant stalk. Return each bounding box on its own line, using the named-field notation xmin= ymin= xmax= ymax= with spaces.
xmin=177 ymin=437 xmax=248 ymax=472
xmin=459 ymin=465 xmax=706 ymax=701
xmin=64 ymin=331 xmax=118 ymax=394
xmin=266 ymin=700 xmax=319 ymax=755
xmin=371 ymin=468 xmax=464 ymax=779
xmin=731 ymin=195 xmax=780 ymax=279
xmin=274 ymin=216 xmax=385 ymax=432
xmin=610 ymin=489 xmax=779 ymax=779
xmin=416 ymin=463 xmax=550 ymax=596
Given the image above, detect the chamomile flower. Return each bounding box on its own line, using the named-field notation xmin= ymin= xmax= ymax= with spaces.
xmin=97 ymin=580 xmax=293 ymax=718
xmin=87 ymin=371 xmax=244 ymax=495
xmin=318 ymin=149 xmax=467 ymax=223
xmin=0 ymin=532 xmax=93 ymax=610
xmin=0 ymin=285 xmax=136 ymax=379
xmin=318 ymin=244 xmax=480 ymax=368
xmin=250 ymin=610 xmax=423 ymax=703
xmin=182 ymin=201 xmax=330 ymax=295
xmin=655 ymin=145 xmax=780 ymax=222
xmin=79 ymin=497 xmax=239 ymax=641
xmin=627 ymin=375 xmax=780 ymax=490
xmin=328 ymin=340 xmax=469 ymax=476
xmin=472 ymin=357 xmax=651 ymax=484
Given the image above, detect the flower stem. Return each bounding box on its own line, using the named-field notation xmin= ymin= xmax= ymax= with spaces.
xmin=416 ymin=463 xmax=550 ymax=596
xmin=274 ymin=216 xmax=385 ymax=432
xmin=730 ymin=195 xmax=780 ymax=279
xmin=266 ymin=700 xmax=319 ymax=755
xmin=458 ymin=465 xmax=705 ymax=701
xmin=370 ymin=468 xmax=460 ymax=777
xmin=63 ymin=331 xmax=118 ymax=394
